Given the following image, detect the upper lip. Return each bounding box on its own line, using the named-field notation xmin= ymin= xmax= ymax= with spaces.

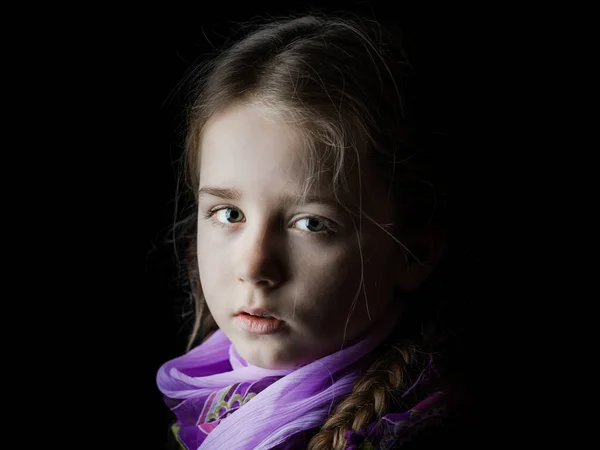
xmin=235 ymin=307 xmax=281 ymax=320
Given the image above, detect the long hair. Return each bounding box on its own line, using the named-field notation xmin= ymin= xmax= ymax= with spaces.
xmin=169 ymin=11 xmax=457 ymax=449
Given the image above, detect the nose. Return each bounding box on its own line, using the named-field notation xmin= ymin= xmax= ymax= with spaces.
xmin=236 ymin=223 xmax=284 ymax=289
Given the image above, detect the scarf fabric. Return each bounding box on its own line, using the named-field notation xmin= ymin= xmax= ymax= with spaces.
xmin=156 ymin=321 xmax=398 ymax=450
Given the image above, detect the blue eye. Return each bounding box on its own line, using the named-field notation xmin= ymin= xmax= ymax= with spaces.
xmin=213 ymin=207 xmax=245 ymax=224
xmin=295 ymin=217 xmax=328 ymax=233
xmin=204 ymin=207 xmax=337 ymax=236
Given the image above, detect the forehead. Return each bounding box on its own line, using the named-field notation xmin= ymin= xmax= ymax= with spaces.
xmin=199 ymin=103 xmax=330 ymax=192
xmin=198 ymin=102 xmax=391 ymax=214
xmin=201 ymin=103 xmax=296 ymax=163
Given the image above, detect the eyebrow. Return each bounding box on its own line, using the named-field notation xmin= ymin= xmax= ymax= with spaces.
xmin=197 ymin=185 xmax=340 ymax=206
xmin=198 ymin=186 xmax=242 ymax=201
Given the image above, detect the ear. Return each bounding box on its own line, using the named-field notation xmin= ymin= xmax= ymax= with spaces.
xmin=394 ymin=226 xmax=446 ymax=292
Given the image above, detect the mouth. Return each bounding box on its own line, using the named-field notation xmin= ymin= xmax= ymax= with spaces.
xmin=235 ymin=307 xmax=281 ymax=320
xmin=234 ymin=308 xmax=284 ymax=335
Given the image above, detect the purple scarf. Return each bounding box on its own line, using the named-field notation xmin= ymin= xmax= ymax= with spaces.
xmin=156 ymin=318 xmax=398 ymax=449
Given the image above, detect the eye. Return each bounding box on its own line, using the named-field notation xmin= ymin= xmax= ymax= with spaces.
xmin=212 ymin=207 xmax=245 ymax=224
xmin=294 ymin=216 xmax=332 ymax=233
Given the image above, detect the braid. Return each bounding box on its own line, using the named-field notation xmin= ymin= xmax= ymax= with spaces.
xmin=307 ymin=341 xmax=416 ymax=450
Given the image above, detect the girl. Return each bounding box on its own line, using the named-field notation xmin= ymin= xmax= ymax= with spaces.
xmin=157 ymin=10 xmax=464 ymax=449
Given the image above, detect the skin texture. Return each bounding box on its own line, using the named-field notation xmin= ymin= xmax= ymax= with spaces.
xmin=196 ymin=102 xmax=409 ymax=369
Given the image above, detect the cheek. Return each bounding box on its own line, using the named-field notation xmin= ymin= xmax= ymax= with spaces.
xmin=196 ymin=231 xmax=230 ymax=292
xmin=291 ymin=246 xmax=364 ymax=311
xmin=304 ymin=243 xmax=397 ymax=315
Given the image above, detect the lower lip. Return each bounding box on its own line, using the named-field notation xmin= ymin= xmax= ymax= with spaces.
xmin=235 ymin=313 xmax=283 ymax=335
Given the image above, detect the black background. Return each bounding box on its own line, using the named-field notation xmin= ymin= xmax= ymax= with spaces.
xmin=14 ymin=1 xmax=513 ymax=448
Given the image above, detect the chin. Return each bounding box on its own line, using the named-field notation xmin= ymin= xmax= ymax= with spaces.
xmin=234 ymin=340 xmax=302 ymax=370
xmin=239 ymin=346 xmax=287 ymax=369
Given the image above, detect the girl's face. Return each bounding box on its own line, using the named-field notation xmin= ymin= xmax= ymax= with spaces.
xmin=197 ymin=102 xmax=404 ymax=369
